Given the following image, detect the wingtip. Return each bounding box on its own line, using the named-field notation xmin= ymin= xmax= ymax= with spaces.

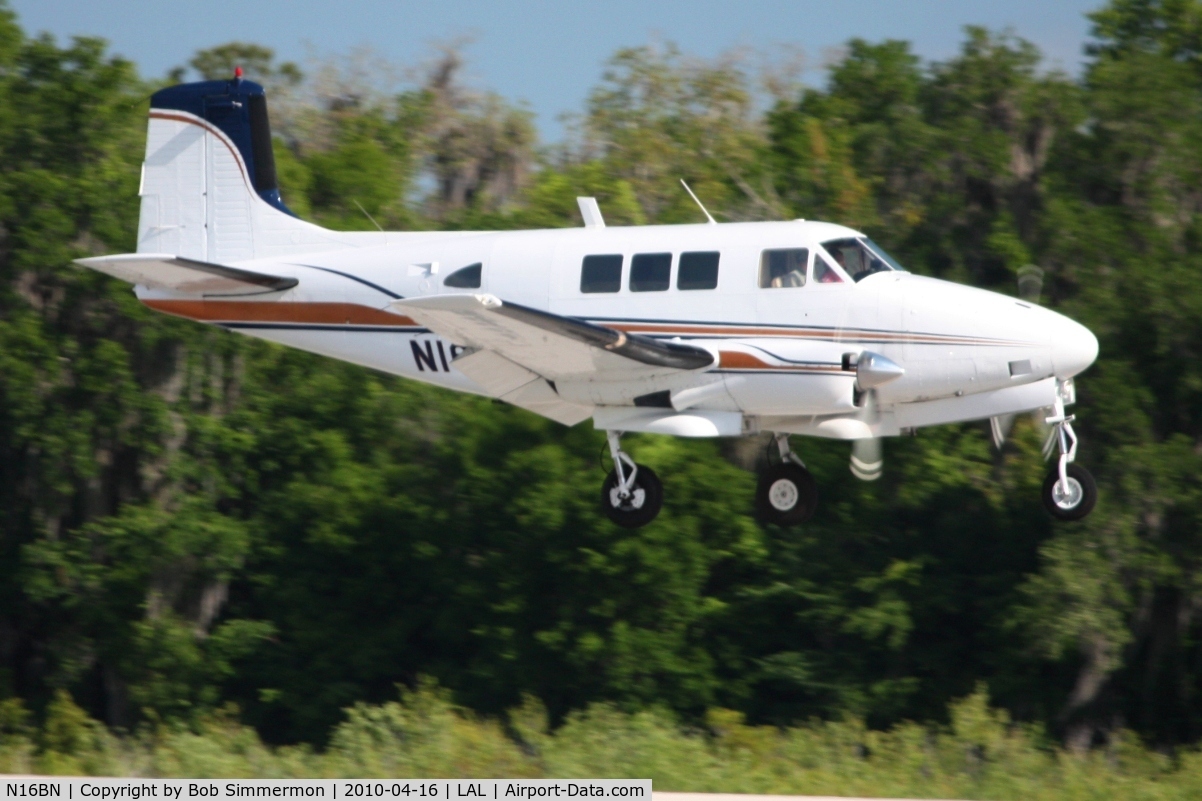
xmin=73 ymin=254 xmax=123 ymax=267
xmin=74 ymin=252 xmax=175 ymax=268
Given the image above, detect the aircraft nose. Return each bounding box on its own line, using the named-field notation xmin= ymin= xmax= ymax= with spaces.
xmin=1049 ymin=314 xmax=1099 ymax=379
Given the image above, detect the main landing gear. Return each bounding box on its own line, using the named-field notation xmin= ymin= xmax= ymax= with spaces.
xmin=600 ymin=412 xmax=1096 ymax=528
xmin=1042 ymin=400 xmax=1097 ymax=521
xmin=599 ymin=430 xmax=818 ymax=529
xmin=600 ymin=431 xmax=664 ymax=528
xmin=756 ymin=433 xmax=819 ymax=527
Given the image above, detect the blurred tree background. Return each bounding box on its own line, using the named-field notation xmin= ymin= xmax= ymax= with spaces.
xmin=5 ymin=0 xmax=1202 ymax=760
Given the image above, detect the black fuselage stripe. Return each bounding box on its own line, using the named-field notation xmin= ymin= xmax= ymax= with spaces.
xmin=585 ymin=316 xmax=1029 ymax=345
xmin=293 ymin=264 xmax=404 ymax=299
xmin=714 ymin=370 xmax=848 ymax=376
xmin=216 ymin=321 xmax=1007 ymax=347
xmin=220 ymin=323 xmax=430 ymax=333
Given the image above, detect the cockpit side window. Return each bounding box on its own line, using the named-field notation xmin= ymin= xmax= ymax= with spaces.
xmin=813 ymin=254 xmax=844 ymax=284
xmin=821 ymin=238 xmax=906 ymax=282
xmin=759 ymin=248 xmax=809 ymax=288
xmin=864 ymin=238 xmax=907 ymax=272
xmin=443 ymin=262 xmax=482 ymax=288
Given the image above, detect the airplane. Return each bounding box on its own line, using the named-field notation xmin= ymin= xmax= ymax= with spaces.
xmin=77 ymin=72 xmax=1100 ymax=529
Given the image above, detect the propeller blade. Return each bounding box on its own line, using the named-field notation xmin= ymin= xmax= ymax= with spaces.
xmin=1027 ymin=405 xmax=1058 ymax=460
xmin=1041 ymin=423 xmax=1058 ymax=460
xmin=990 ymin=413 xmax=1015 ymax=449
xmin=836 ymin=295 xmax=891 ymax=482
xmin=850 ymin=437 xmax=883 ymax=481
xmin=1017 ymin=265 xmax=1044 ymax=304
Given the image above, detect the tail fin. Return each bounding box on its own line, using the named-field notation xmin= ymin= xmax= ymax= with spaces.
xmin=138 ymin=76 xmax=351 ymax=262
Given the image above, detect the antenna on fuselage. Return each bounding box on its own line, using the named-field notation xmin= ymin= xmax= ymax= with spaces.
xmin=353 ymin=199 xmax=384 ymax=232
xmin=680 ymin=179 xmax=717 ymax=225
xmin=577 ymin=197 xmax=606 ymax=228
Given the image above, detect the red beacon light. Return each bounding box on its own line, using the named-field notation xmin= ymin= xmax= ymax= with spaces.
xmin=234 ymin=66 xmax=243 ymax=79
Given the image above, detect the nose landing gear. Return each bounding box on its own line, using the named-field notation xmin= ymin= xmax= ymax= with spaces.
xmin=756 ymin=433 xmax=819 ymax=526
xmin=600 ymin=430 xmax=664 ymax=528
xmin=1041 ymin=400 xmax=1097 ymax=521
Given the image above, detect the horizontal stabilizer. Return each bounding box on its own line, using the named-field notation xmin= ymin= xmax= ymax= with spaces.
xmin=75 ymin=253 xmax=298 ymax=296
xmin=391 ymin=294 xmax=714 ymax=380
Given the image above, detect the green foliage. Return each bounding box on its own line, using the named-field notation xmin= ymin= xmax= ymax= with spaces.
xmin=583 ymin=43 xmax=768 ymax=222
xmin=272 ymin=144 xmax=313 ymax=219
xmin=306 ymin=134 xmax=405 ymax=227
xmin=329 ymin=679 xmax=537 ymax=778
xmin=464 ymin=162 xmax=645 ymax=230
xmin=184 ymin=42 xmax=302 ymax=86
xmin=36 ymin=690 xmax=115 ymax=776
xmin=11 ymin=683 xmax=1202 ymax=801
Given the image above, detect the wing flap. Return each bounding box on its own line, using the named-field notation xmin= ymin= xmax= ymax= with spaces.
xmin=453 ymin=348 xmax=594 ymax=426
xmin=75 ymin=253 xmax=298 ymax=296
xmin=453 ymin=348 xmax=539 ymax=397
xmin=391 ymin=294 xmax=713 ymax=380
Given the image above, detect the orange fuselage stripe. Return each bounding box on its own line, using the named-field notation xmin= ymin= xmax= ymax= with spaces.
xmin=717 ymin=351 xmax=843 ymax=372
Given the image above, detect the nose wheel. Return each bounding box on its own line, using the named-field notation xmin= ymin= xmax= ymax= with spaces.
xmin=756 ymin=434 xmax=818 ymax=526
xmin=1042 ymin=463 xmax=1097 ymax=520
xmin=600 ymin=431 xmax=664 ymax=528
xmin=1042 ymin=398 xmax=1097 ymax=521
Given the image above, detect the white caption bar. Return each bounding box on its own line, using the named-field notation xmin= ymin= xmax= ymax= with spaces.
xmin=2 ymin=781 xmax=651 ymax=801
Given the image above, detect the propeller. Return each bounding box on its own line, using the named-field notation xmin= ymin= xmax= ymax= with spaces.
xmin=824 ymin=238 xmax=908 ymax=482
xmin=1017 ymin=264 xmax=1044 ymax=303
xmin=991 ymin=409 xmax=1056 ymax=455
xmin=990 ymin=413 xmax=1016 ymax=449
xmin=990 ymin=265 xmax=1048 ymax=451
xmin=850 ymin=436 xmax=883 ymax=481
xmin=847 ymin=365 xmax=896 ymax=482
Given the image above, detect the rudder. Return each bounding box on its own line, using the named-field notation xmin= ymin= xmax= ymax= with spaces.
xmin=138 ymin=75 xmax=350 ymax=262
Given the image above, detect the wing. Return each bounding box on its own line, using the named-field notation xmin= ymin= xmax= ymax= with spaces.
xmin=391 ymin=294 xmax=713 ymax=380
xmin=75 ymin=253 xmax=297 ymax=296
xmin=391 ymin=294 xmax=715 ymax=426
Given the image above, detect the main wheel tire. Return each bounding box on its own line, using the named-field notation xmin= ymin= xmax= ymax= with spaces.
xmin=601 ymin=464 xmax=664 ymax=528
xmin=1042 ymin=463 xmax=1098 ymax=521
xmin=756 ymin=463 xmax=819 ymax=526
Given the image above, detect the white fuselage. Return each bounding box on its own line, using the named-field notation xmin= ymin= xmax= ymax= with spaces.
xmin=136 ymin=219 xmax=1098 ymax=440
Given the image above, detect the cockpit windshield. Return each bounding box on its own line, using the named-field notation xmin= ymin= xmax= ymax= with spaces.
xmin=821 ymin=237 xmax=907 ymax=282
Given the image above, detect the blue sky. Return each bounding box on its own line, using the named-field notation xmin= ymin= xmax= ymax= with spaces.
xmin=16 ymin=0 xmax=1104 ymax=140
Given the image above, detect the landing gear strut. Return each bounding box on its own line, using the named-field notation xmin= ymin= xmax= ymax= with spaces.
xmin=756 ymin=433 xmax=818 ymax=526
xmin=600 ymin=430 xmax=663 ymax=528
xmin=1041 ymin=398 xmax=1097 ymax=521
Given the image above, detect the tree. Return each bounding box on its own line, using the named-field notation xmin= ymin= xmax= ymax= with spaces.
xmin=582 ymin=43 xmax=772 ymax=223
xmin=178 ymin=42 xmax=301 ymax=87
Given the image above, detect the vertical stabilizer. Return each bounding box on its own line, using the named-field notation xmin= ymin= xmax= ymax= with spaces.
xmin=138 ymin=76 xmax=358 ymax=262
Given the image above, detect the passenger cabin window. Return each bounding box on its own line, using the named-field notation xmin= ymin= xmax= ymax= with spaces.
xmin=678 ymin=251 xmax=719 ymax=290
xmin=630 ymin=252 xmax=671 ymax=292
xmin=760 ymin=248 xmax=809 ymax=288
xmin=443 ymin=262 xmax=482 ymax=288
xmin=821 ymin=238 xmax=905 ymax=282
xmin=813 ymin=254 xmax=843 ymax=284
xmin=581 ymin=254 xmax=623 ymax=293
